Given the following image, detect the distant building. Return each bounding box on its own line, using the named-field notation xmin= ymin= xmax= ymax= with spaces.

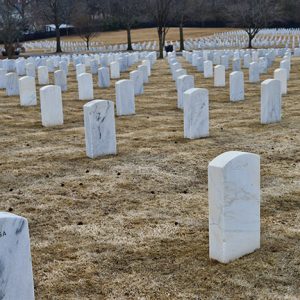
xmin=45 ymin=24 xmax=74 ymax=32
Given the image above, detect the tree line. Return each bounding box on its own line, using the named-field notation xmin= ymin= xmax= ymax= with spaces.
xmin=1 ymin=0 xmax=300 ymax=58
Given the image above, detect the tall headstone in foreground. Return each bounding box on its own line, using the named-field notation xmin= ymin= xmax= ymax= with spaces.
xmin=84 ymin=100 xmax=117 ymax=158
xmin=78 ymin=73 xmax=94 ymax=101
xmin=0 ymin=212 xmax=35 ymax=300
xmin=183 ymin=88 xmax=209 ymax=139
xmin=40 ymin=85 xmax=64 ymax=127
xmin=208 ymin=151 xmax=260 ymax=264
xmin=19 ymin=76 xmax=37 ymax=106
xmin=230 ymin=71 xmax=244 ymax=102
xmin=261 ymin=79 xmax=281 ymax=124
xmin=115 ymin=79 xmax=135 ymax=116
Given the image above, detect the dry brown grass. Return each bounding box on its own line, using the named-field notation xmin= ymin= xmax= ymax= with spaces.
xmin=0 ymin=54 xmax=299 ymax=299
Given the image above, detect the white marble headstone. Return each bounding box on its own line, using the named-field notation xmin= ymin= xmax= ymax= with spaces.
xmin=174 ymin=68 xmax=187 ymax=84
xmin=138 ymin=65 xmax=149 ymax=84
xmin=19 ymin=76 xmax=37 ymax=106
xmin=280 ymin=60 xmax=290 ymax=80
xmin=54 ymin=70 xmax=67 ymax=92
xmin=0 ymin=212 xmax=35 ymax=300
xmin=232 ymin=58 xmax=241 ymax=72
xmin=59 ymin=61 xmax=68 ymax=76
xmin=177 ymin=75 xmax=194 ymax=109
xmin=78 ymin=73 xmax=94 ymax=101
xmin=230 ymin=71 xmax=244 ymax=102
xmin=90 ymin=59 xmax=99 ymax=75
xmin=221 ymin=55 xmax=229 ymax=70
xmin=208 ymin=151 xmax=260 ymax=264
xmin=40 ymin=85 xmax=64 ymax=127
xmin=115 ymin=79 xmax=135 ymax=116
xmin=214 ymin=65 xmax=225 ymax=87
xmin=196 ymin=57 xmax=204 ymax=72
xmin=0 ymin=69 xmax=6 ymax=89
xmin=16 ymin=60 xmax=26 ymax=76
xmin=204 ymin=60 xmax=213 ymax=78
xmin=25 ymin=63 xmax=36 ymax=78
xmin=274 ymin=68 xmax=287 ymax=95
xmin=84 ymin=100 xmax=117 ymax=158
xmin=130 ymin=70 xmax=144 ymax=96
xmin=98 ymin=67 xmax=110 ymax=88
xmin=76 ymin=63 xmax=86 ymax=79
xmin=142 ymin=59 xmax=151 ymax=76
xmin=183 ymin=88 xmax=209 ymax=139
xmin=261 ymin=79 xmax=281 ymax=124
xmin=5 ymin=73 xmax=19 ymax=96
xmin=37 ymin=66 xmax=49 ymax=85
xmin=110 ymin=61 xmax=120 ymax=79
xmin=249 ymin=62 xmax=260 ymax=83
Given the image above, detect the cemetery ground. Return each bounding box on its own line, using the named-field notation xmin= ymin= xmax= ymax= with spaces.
xmin=0 ymin=55 xmax=300 ymax=299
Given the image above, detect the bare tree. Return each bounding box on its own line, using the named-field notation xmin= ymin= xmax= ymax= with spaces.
xmin=72 ymin=0 xmax=100 ymax=50
xmin=226 ymin=0 xmax=283 ymax=48
xmin=110 ymin=0 xmax=141 ymax=51
xmin=0 ymin=0 xmax=24 ymax=58
xmin=173 ymin=0 xmax=206 ymax=51
xmin=147 ymin=0 xmax=174 ymax=59
xmin=34 ymin=0 xmax=74 ymax=53
xmin=7 ymin=0 xmax=33 ymax=31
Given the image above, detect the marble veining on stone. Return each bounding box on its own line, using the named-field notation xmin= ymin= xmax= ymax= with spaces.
xmin=84 ymin=100 xmax=117 ymax=158
xmin=208 ymin=151 xmax=260 ymax=264
xmin=0 ymin=212 xmax=35 ymax=300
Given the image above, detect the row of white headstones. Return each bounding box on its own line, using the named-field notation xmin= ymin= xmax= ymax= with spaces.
xmin=23 ymin=39 xmax=157 ymax=53
xmin=0 ymin=51 xmax=156 ymax=299
xmin=184 ymin=29 xmax=300 ymax=51
xmin=166 ymin=46 xmax=293 ymax=265
xmin=0 ymin=46 xmax=293 ymax=298
xmin=174 ymin=48 xmax=291 ymax=133
xmin=0 ymin=51 xmax=155 ymax=156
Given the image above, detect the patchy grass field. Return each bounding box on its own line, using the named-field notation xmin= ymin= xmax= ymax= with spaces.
xmin=0 ymin=54 xmax=299 ymax=299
